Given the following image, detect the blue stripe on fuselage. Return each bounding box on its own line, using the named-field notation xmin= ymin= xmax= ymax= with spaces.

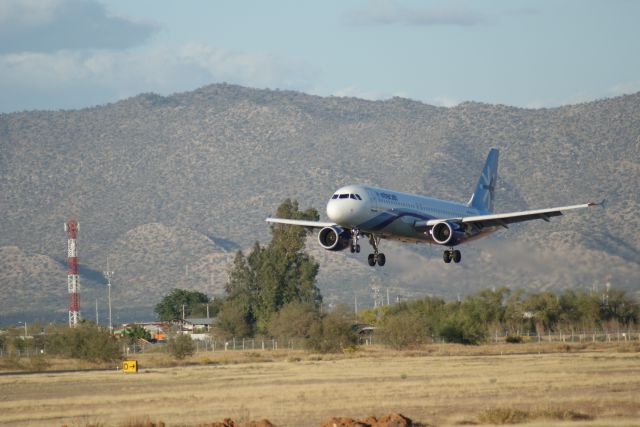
xmin=357 ymin=210 xmax=435 ymax=231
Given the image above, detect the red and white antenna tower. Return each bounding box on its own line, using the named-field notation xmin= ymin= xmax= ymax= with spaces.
xmin=65 ymin=218 xmax=80 ymax=327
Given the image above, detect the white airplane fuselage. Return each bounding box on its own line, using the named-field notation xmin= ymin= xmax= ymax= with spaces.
xmin=267 ymin=148 xmax=596 ymax=266
xmin=326 ymin=184 xmax=497 ymax=244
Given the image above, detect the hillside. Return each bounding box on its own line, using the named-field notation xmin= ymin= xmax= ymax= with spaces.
xmin=0 ymin=84 xmax=638 ymax=322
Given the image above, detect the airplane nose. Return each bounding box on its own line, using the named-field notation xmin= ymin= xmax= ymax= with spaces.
xmin=326 ymin=200 xmax=343 ymax=223
xmin=327 ymin=199 xmax=364 ymax=226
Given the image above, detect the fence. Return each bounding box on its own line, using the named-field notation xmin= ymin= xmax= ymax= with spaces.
xmin=1 ymin=328 xmax=639 ymax=358
xmin=487 ymin=329 xmax=640 ymax=344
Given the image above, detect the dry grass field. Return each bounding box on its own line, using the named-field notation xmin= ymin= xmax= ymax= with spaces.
xmin=0 ymin=344 xmax=639 ymax=427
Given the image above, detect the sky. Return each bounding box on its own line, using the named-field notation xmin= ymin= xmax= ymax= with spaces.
xmin=1 ymin=0 xmax=639 ymax=113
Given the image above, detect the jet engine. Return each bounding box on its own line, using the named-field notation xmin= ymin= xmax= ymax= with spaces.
xmin=318 ymin=226 xmax=351 ymax=251
xmin=431 ymin=221 xmax=464 ymax=246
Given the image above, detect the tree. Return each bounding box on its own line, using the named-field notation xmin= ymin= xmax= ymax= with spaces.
xmin=215 ymin=251 xmax=258 ymax=338
xmin=437 ymin=301 xmax=487 ymax=345
xmin=217 ymin=199 xmax=323 ymax=336
xmin=601 ymin=289 xmax=638 ymax=325
xmin=269 ymin=199 xmax=319 ymax=254
xmin=503 ymin=289 xmax=527 ymax=335
xmin=214 ymin=300 xmax=255 ymax=339
xmin=379 ymin=310 xmax=429 ymax=349
xmin=267 ymin=301 xmax=321 ymax=340
xmin=305 ymin=305 xmax=358 ymax=353
xmin=124 ymin=324 xmax=151 ymax=345
xmin=168 ymin=334 xmax=195 ymax=360
xmin=44 ymin=323 xmax=121 ymax=362
xmin=524 ymin=292 xmax=561 ymax=333
xmin=154 ymin=288 xmax=211 ymax=321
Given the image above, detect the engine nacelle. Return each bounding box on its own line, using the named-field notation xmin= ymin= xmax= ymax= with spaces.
xmin=431 ymin=221 xmax=464 ymax=246
xmin=318 ymin=226 xmax=351 ymax=251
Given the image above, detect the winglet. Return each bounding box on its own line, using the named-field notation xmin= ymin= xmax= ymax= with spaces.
xmin=588 ymin=199 xmax=606 ymax=209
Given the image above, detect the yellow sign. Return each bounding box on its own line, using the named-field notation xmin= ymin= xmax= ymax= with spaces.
xmin=122 ymin=360 xmax=138 ymax=373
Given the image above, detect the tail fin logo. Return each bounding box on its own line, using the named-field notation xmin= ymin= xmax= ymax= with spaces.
xmin=468 ymin=148 xmax=499 ymax=213
xmin=481 ymin=175 xmax=496 ymax=208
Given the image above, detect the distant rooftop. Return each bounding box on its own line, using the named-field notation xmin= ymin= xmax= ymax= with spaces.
xmin=184 ymin=318 xmax=215 ymax=325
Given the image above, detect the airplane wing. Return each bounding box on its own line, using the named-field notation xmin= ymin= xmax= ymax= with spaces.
xmin=266 ymin=218 xmax=336 ymax=228
xmin=425 ymin=201 xmax=603 ymax=229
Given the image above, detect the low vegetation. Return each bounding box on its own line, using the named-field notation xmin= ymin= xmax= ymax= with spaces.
xmin=1 ymin=347 xmax=638 ymax=426
xmin=476 ymin=407 xmax=593 ymax=424
xmin=167 ymin=333 xmax=195 ymax=360
xmin=43 ymin=322 xmax=121 ymax=362
xmin=368 ymin=286 xmax=638 ymax=347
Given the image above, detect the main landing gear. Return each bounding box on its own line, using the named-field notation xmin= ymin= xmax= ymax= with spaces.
xmin=443 ymin=248 xmax=461 ymax=264
xmin=367 ymin=235 xmax=386 ymax=267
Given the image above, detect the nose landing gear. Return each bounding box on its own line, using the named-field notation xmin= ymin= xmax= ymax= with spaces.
xmin=349 ymin=228 xmax=361 ymax=253
xmin=443 ymin=248 xmax=461 ymax=264
xmin=367 ymin=235 xmax=386 ymax=267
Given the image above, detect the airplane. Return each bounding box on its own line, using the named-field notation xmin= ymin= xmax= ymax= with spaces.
xmin=266 ymin=148 xmax=601 ymax=267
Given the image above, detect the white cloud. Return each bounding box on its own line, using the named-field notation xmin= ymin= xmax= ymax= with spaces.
xmin=331 ymin=86 xmax=389 ymax=100
xmin=525 ymin=91 xmax=602 ymax=109
xmin=608 ymin=80 xmax=640 ymax=96
xmin=0 ymin=0 xmax=158 ymax=53
xmin=0 ymin=44 xmax=316 ymax=112
xmin=178 ymin=43 xmax=313 ymax=90
xmin=0 ymin=0 xmax=61 ymax=27
xmin=429 ymin=96 xmax=460 ymax=107
xmin=346 ymin=0 xmax=487 ymax=27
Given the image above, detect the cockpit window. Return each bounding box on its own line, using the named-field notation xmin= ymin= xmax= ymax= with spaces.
xmin=334 ymin=193 xmax=363 ymax=200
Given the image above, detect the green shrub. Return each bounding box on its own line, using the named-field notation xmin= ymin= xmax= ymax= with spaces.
xmin=378 ymin=311 xmax=429 ymax=349
xmin=477 ymin=407 xmax=593 ymax=424
xmin=505 ymin=335 xmax=523 ymax=344
xmin=168 ymin=334 xmax=195 ymax=360
xmin=477 ymin=407 xmax=530 ymax=424
xmin=45 ymin=323 xmax=121 ymax=362
xmin=27 ymin=353 xmax=50 ymax=371
xmin=438 ymin=314 xmax=486 ymax=345
xmin=267 ymin=301 xmax=320 ymax=340
xmin=305 ymin=306 xmax=358 ymax=353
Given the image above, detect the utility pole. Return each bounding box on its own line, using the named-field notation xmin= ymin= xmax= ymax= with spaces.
xmin=354 ymin=294 xmax=358 ymax=318
xmin=65 ymin=218 xmax=81 ymax=327
xmin=103 ymin=258 xmax=114 ymax=334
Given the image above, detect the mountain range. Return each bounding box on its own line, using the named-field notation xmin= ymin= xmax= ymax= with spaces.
xmin=1 ymin=84 xmax=638 ymax=323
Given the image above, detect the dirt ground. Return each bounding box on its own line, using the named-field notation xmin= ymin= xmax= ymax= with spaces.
xmin=0 ymin=346 xmax=639 ymax=426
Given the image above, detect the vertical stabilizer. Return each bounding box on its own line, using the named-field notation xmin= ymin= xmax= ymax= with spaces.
xmin=468 ymin=148 xmax=499 ymax=212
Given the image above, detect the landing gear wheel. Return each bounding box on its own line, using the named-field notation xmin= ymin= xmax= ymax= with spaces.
xmin=443 ymin=250 xmax=452 ymax=264
xmin=453 ymin=250 xmax=461 ymax=263
xmin=367 ymin=253 xmax=377 ymax=266
xmin=356 ymin=244 xmax=361 ymax=253
xmin=366 ymin=234 xmax=386 ymax=266
xmin=350 ymin=244 xmax=356 ymax=253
